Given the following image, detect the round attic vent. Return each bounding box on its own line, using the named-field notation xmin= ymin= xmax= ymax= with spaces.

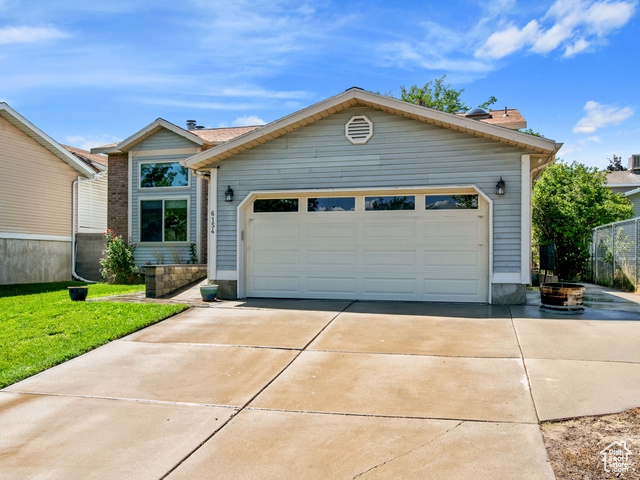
xmin=345 ymin=115 xmax=373 ymax=145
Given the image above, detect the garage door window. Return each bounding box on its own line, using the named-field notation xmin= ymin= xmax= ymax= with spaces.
xmin=365 ymin=196 xmax=415 ymax=211
xmin=425 ymin=195 xmax=478 ymax=210
xmin=253 ymin=198 xmax=299 ymax=213
xmin=308 ymin=197 xmax=355 ymax=212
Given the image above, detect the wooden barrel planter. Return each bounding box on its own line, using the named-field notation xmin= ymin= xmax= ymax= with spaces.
xmin=540 ymin=283 xmax=585 ymax=313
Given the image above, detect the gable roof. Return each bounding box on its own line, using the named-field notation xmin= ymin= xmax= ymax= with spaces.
xmin=606 ymin=170 xmax=640 ymax=187
xmin=0 ymin=102 xmax=96 ymax=178
xmin=183 ymin=88 xmax=562 ymax=171
xmin=62 ymin=144 xmax=107 ymax=172
xmin=92 ymin=118 xmax=204 ymax=154
xmin=459 ymin=108 xmax=526 ymax=130
xmin=91 ymin=120 xmax=261 ymax=155
xmin=190 ymin=126 xmax=261 ymax=144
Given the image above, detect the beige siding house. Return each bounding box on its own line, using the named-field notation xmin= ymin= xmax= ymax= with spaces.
xmin=0 ymin=103 xmax=102 ymax=284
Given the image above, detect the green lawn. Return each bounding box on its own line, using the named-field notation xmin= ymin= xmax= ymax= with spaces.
xmin=0 ymin=282 xmax=188 ymax=388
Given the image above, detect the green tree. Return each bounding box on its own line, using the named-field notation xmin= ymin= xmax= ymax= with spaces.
xmin=606 ymin=154 xmax=626 ymax=171
xmin=532 ymin=161 xmax=633 ymax=280
xmin=397 ymin=75 xmax=497 ymax=113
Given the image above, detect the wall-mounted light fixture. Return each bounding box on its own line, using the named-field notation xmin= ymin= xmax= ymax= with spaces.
xmin=224 ymin=186 xmax=234 ymax=202
xmin=496 ymin=177 xmax=505 ymax=196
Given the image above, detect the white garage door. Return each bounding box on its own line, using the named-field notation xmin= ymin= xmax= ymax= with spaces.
xmin=244 ymin=192 xmax=489 ymax=302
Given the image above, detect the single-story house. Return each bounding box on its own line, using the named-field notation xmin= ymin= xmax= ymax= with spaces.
xmin=606 ymin=155 xmax=640 ymax=216
xmin=0 ymin=103 xmax=106 ymax=284
xmin=178 ymin=88 xmax=562 ymax=304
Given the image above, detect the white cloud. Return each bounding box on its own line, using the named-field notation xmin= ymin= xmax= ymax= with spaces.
xmin=0 ymin=26 xmax=68 ymax=44
xmin=573 ymin=101 xmax=634 ymax=133
xmin=65 ymin=134 xmax=121 ymax=151
xmin=231 ymin=115 xmax=266 ymax=126
xmin=476 ymin=0 xmax=636 ymax=59
xmin=380 ymin=38 xmax=492 ymax=73
xmin=563 ymin=37 xmax=591 ymax=56
xmin=215 ymin=87 xmax=314 ymax=100
xmin=475 ymin=20 xmax=540 ymax=59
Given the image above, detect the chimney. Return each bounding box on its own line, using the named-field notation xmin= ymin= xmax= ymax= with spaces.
xmin=186 ymin=120 xmax=196 ymax=130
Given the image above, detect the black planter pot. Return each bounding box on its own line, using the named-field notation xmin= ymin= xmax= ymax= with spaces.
xmin=68 ymin=286 xmax=89 ymax=301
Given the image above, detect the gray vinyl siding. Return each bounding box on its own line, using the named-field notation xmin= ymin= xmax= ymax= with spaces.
xmin=130 ymin=131 xmax=199 ymax=266
xmin=627 ymin=192 xmax=640 ymax=217
xmin=215 ymin=107 xmax=526 ymax=274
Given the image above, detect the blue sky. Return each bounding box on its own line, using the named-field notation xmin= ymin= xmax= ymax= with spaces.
xmin=1 ymin=0 xmax=638 ymax=169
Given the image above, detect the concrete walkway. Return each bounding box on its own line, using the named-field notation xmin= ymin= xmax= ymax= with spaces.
xmin=2 ymin=287 xmax=640 ymax=478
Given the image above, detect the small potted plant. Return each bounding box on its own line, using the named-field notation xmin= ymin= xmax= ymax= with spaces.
xmin=200 ymin=281 xmax=219 ymax=302
xmin=68 ymin=285 xmax=89 ymax=301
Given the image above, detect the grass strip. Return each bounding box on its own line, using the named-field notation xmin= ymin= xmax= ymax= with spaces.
xmin=0 ymin=282 xmax=188 ymax=388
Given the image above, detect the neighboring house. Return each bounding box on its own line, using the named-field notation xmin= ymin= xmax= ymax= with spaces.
xmin=61 ymin=144 xmax=108 ymax=281
xmin=605 ymin=155 xmax=640 ymax=216
xmin=180 ymin=88 xmax=562 ymax=304
xmin=92 ymin=120 xmax=258 ymax=268
xmin=0 ymin=103 xmax=105 ymax=284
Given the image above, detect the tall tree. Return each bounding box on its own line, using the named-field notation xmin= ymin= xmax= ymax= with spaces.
xmin=532 ymin=161 xmax=633 ymax=280
xmin=397 ymin=75 xmax=497 ymax=113
xmin=606 ymin=154 xmax=626 ymax=171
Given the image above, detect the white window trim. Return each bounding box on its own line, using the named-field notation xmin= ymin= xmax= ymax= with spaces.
xmin=138 ymin=160 xmax=191 ymax=191
xmin=138 ymin=195 xmax=191 ymax=245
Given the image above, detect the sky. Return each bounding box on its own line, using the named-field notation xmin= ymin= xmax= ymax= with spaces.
xmin=1 ymin=0 xmax=639 ymax=169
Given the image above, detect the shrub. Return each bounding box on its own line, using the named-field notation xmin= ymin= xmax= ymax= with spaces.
xmin=100 ymin=230 xmax=137 ymax=284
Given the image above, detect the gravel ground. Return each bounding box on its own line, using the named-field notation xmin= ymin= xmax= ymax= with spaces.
xmin=542 ymin=408 xmax=639 ymax=479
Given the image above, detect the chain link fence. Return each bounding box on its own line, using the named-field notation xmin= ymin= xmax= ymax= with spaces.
xmin=592 ymin=218 xmax=640 ymax=292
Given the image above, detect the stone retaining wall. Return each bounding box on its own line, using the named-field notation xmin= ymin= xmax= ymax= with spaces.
xmin=145 ymin=265 xmax=207 ymax=298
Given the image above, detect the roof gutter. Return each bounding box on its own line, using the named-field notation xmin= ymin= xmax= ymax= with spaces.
xmin=71 ymin=175 xmax=103 ymax=283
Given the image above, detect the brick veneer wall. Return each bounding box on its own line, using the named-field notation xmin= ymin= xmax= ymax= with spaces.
xmin=145 ymin=264 xmax=207 ymax=298
xmin=107 ymin=153 xmax=129 ymax=239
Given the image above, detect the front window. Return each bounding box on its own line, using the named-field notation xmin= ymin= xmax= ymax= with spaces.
xmin=140 ymin=162 xmax=189 ymax=188
xmin=141 ymin=199 xmax=188 ymax=242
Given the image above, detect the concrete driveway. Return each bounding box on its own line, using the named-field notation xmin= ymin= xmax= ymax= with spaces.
xmin=2 ymin=294 xmax=640 ymax=479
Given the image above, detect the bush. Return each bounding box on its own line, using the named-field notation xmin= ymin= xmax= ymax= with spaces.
xmin=100 ymin=230 xmax=137 ymax=284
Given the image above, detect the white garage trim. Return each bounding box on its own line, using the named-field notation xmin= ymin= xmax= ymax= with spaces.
xmin=521 ymin=154 xmax=532 ymax=284
xmin=236 ymin=185 xmax=494 ymax=302
xmin=207 ymin=167 xmax=218 ymax=283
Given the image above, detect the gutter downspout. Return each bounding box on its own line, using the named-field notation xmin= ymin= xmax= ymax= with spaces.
xmin=72 ymin=174 xmax=103 ymax=283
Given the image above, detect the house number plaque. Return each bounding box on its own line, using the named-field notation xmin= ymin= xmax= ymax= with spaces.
xmin=210 ymin=210 xmax=216 ymax=234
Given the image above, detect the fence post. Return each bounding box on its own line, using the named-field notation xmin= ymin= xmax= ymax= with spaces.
xmin=611 ymin=225 xmax=615 ymax=288
xmin=633 ymin=218 xmax=638 ymax=293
